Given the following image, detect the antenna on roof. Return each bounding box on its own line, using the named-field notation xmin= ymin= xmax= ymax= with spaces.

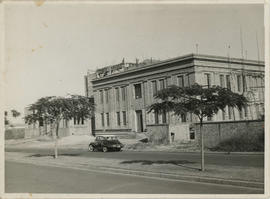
xmin=256 ymin=31 xmax=260 ymax=62
xmin=240 ymin=27 xmax=244 ymax=59
xmin=227 ymin=44 xmax=231 ymax=59
xmin=195 ymin=43 xmax=199 ymax=54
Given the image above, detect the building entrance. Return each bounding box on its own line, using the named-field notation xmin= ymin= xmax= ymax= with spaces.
xmin=136 ymin=110 xmax=143 ymax=132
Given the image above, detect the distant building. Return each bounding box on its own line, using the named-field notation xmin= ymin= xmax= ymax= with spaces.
xmin=24 ymin=100 xmax=93 ymax=138
xmin=85 ymin=54 xmax=264 ymax=138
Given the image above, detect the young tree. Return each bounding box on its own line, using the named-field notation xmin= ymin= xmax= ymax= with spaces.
xmin=148 ymin=84 xmax=247 ymax=171
xmin=24 ymin=95 xmax=95 ymax=158
xmin=11 ymin=109 xmax=21 ymax=118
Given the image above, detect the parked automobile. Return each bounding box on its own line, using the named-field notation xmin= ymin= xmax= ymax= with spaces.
xmin=88 ymin=136 xmax=124 ymax=152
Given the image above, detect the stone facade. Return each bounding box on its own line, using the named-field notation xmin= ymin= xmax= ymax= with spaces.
xmin=85 ymin=54 xmax=265 ymax=137
xmin=194 ymin=120 xmax=264 ymax=148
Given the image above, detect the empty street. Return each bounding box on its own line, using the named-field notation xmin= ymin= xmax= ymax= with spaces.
xmin=5 ymin=161 xmax=263 ymax=194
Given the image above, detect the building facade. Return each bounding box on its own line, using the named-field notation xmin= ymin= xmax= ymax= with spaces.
xmin=85 ymin=54 xmax=265 ymax=138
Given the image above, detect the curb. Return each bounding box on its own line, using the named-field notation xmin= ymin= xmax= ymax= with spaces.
xmin=6 ymin=147 xmax=264 ymax=155
xmin=124 ymin=150 xmax=264 ymax=155
xmin=6 ymin=158 xmax=264 ymax=190
xmin=89 ymin=165 xmax=264 ymax=189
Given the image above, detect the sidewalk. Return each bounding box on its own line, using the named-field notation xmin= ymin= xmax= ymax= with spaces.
xmin=5 ymin=151 xmax=264 ymax=189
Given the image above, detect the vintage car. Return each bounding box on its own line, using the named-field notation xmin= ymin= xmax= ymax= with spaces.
xmin=88 ymin=136 xmax=124 ymax=152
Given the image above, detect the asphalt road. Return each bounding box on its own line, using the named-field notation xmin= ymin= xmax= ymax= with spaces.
xmin=6 ymin=147 xmax=264 ymax=168
xmin=5 ymin=161 xmax=263 ymax=194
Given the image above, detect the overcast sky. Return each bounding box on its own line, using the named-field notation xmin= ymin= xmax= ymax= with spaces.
xmin=3 ymin=2 xmax=264 ymax=123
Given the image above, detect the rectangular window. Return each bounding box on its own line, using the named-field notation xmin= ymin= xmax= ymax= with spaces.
xmin=101 ymin=113 xmax=104 ymax=127
xmin=152 ymin=80 xmax=157 ymax=96
xmin=226 ymin=75 xmax=231 ymax=90
xmin=77 ymin=116 xmax=80 ymax=125
xmin=100 ymin=90 xmax=104 ymax=104
xmin=115 ymin=88 xmax=120 ymax=102
xmin=181 ymin=113 xmax=186 ymax=122
xmin=187 ymin=74 xmax=190 ymax=87
xmin=243 ymin=75 xmax=247 ymax=91
xmin=39 ymin=118 xmax=44 ymax=127
xmin=244 ymin=106 xmax=248 ymax=118
xmin=134 ymin=84 xmax=142 ymax=99
xmin=222 ymin=110 xmax=226 ymax=120
xmin=159 ymin=79 xmax=165 ymax=90
xmin=81 ymin=117 xmax=84 ymax=125
xmin=228 ymin=107 xmax=232 ymax=119
xmin=122 ymin=111 xmax=127 ymax=126
xmin=154 ymin=110 xmax=159 ymax=124
xmin=106 ymin=113 xmax=110 ymax=126
xmin=237 ymin=75 xmax=242 ymax=92
xmin=239 ymin=108 xmax=243 ymax=119
xmin=207 ymin=116 xmax=212 ymax=121
xmin=178 ymin=76 xmax=184 ymax=88
xmin=220 ymin=75 xmax=225 ymax=88
xmin=121 ymin=87 xmax=126 ymax=101
xmin=116 ymin=112 xmax=120 ymax=126
xmin=162 ymin=110 xmax=167 ymax=123
xmin=105 ymin=89 xmax=109 ymax=103
xmin=204 ymin=73 xmax=211 ymax=88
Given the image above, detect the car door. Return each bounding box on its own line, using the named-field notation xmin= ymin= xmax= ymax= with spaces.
xmin=96 ymin=136 xmax=104 ymax=150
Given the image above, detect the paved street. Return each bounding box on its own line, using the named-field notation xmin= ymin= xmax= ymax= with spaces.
xmin=6 ymin=148 xmax=264 ymax=167
xmin=5 ymin=161 xmax=263 ymax=194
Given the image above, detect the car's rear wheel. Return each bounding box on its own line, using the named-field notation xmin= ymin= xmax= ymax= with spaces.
xmin=102 ymin=146 xmax=108 ymax=152
xmin=88 ymin=145 xmax=94 ymax=152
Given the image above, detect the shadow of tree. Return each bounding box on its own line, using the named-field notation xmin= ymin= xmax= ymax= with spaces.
xmin=120 ymin=159 xmax=199 ymax=170
xmin=28 ymin=153 xmax=80 ymax=157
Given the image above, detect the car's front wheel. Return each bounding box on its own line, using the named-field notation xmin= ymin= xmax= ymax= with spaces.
xmin=88 ymin=145 xmax=94 ymax=152
xmin=102 ymin=146 xmax=108 ymax=152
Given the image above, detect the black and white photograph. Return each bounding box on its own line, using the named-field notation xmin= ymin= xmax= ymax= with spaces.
xmin=1 ymin=0 xmax=269 ymax=198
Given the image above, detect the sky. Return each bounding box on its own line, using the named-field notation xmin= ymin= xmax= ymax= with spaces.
xmin=3 ymin=2 xmax=264 ymax=123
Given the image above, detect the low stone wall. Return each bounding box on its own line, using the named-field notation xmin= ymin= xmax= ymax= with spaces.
xmin=69 ymin=125 xmax=91 ymax=136
xmin=25 ymin=128 xmax=40 ymax=138
xmin=58 ymin=128 xmax=70 ymax=137
xmin=146 ymin=124 xmax=169 ymax=144
xmin=5 ymin=128 xmax=25 ymax=139
xmin=194 ymin=120 xmax=264 ymax=148
xmin=169 ymin=123 xmax=190 ymax=143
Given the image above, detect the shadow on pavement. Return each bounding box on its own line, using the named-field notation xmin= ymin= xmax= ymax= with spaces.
xmin=28 ymin=153 xmax=81 ymax=157
xmin=120 ymin=160 xmax=199 ymax=170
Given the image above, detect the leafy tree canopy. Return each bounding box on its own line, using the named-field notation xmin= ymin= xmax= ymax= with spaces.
xmin=24 ymin=95 xmax=95 ymax=125
xmin=148 ymin=84 xmax=248 ymax=121
xmin=24 ymin=95 xmax=95 ymax=159
xmin=11 ymin=109 xmax=21 ymax=118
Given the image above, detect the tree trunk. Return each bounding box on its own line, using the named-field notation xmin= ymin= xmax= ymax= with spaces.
xmin=200 ymin=119 xmax=205 ymax=171
xmin=54 ymin=121 xmax=59 ymax=159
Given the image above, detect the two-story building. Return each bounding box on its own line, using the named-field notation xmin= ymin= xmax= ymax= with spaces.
xmin=85 ymin=54 xmax=265 ymax=139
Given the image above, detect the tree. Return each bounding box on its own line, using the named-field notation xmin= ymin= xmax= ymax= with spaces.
xmin=24 ymin=95 xmax=95 ymax=158
xmin=11 ymin=109 xmax=21 ymax=118
xmin=148 ymin=84 xmax=248 ymax=171
xmin=4 ymin=111 xmax=9 ymax=125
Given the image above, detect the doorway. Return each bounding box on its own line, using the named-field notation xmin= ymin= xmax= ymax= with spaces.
xmin=136 ymin=110 xmax=143 ymax=132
